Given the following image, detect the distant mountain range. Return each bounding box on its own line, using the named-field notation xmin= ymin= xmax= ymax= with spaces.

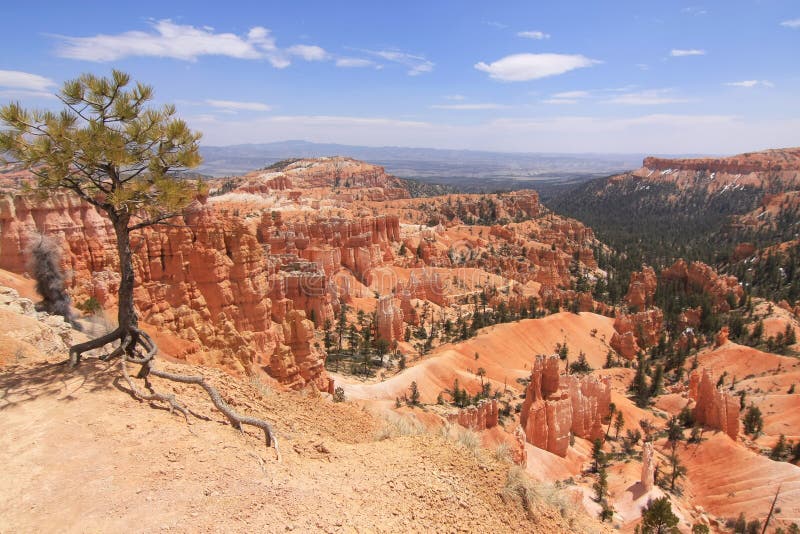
xmin=197 ymin=140 xmax=663 ymax=193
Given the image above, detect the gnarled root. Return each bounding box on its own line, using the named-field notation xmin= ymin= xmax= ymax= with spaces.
xmin=69 ymin=326 xmax=280 ymax=460
xmin=118 ymin=334 xmax=189 ymax=421
xmin=69 ymin=326 xmax=122 ymax=366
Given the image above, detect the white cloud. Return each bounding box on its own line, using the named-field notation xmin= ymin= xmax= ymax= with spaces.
xmin=485 ymin=21 xmax=508 ymax=29
xmin=542 ymin=91 xmax=591 ymax=105
xmin=780 ymin=18 xmax=800 ymax=28
xmin=607 ymin=89 xmax=689 ymax=105
xmin=206 ymin=99 xmax=271 ymax=112
xmin=725 ymin=80 xmax=774 ymax=88
xmin=475 ymin=53 xmax=599 ymax=82
xmin=430 ymin=103 xmax=509 ymax=110
xmin=681 ymin=7 xmax=707 ymax=15
xmin=542 ymin=99 xmax=578 ymax=105
xmin=55 ymin=19 xmax=293 ymax=67
xmin=670 ymin=48 xmax=706 ymax=57
xmin=552 ymin=90 xmax=590 ymax=99
xmin=361 ymin=49 xmax=434 ymax=75
xmin=0 ymin=70 xmax=55 ymax=91
xmin=444 ymin=94 xmax=466 ymax=101
xmin=287 ymin=45 xmax=328 ymax=61
xmin=335 ymin=57 xmax=376 ymax=68
xmin=636 ymin=63 xmax=650 ymax=71
xmin=0 ymin=89 xmax=56 ymax=100
xmin=517 ymin=30 xmax=550 ymax=40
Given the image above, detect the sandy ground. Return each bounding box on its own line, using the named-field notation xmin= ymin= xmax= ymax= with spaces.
xmin=0 ymin=350 xmax=590 ymax=533
xmin=680 ymin=433 xmax=800 ymax=527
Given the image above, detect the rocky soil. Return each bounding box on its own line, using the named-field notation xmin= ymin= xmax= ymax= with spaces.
xmin=0 ymin=285 xmax=593 ymax=533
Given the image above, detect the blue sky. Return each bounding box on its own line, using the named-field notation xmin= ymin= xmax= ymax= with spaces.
xmin=1 ymin=0 xmax=798 ymax=154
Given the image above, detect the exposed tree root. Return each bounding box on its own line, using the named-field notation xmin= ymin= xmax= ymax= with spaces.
xmin=69 ymin=327 xmax=122 ymax=366
xmin=71 ymin=326 xmax=281 ymax=461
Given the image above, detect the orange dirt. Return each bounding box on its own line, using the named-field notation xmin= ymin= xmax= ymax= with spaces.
xmin=0 ymin=321 xmax=589 ymax=533
xmin=340 ymin=312 xmax=616 ymax=404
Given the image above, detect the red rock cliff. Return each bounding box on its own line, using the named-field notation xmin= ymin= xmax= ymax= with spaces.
xmin=0 ymin=193 xmax=336 ymax=389
xmin=610 ymin=309 xmax=664 ymax=360
xmin=689 ymin=368 xmax=740 ymax=441
xmin=519 ymin=355 xmax=611 ymax=457
xmin=446 ymin=399 xmax=499 ymax=431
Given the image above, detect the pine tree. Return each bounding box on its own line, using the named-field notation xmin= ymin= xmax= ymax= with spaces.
xmin=666 ymin=448 xmax=686 ymax=493
xmin=650 ymin=364 xmax=664 ymax=396
xmin=592 ymin=438 xmax=605 ymax=473
xmin=0 ymin=71 xmax=280 ymax=452
xmin=785 ymin=323 xmax=797 ymax=346
xmin=743 ymin=404 xmax=764 ymax=437
xmin=593 ymin=464 xmax=608 ymax=501
xmin=770 ymin=434 xmax=788 ymax=461
xmin=640 ymin=497 xmax=680 ymax=533
xmin=631 ymin=353 xmax=651 ymax=407
xmin=666 ymin=416 xmax=683 ymax=445
xmin=614 ymin=412 xmax=625 ymax=439
xmin=408 ymin=381 xmax=421 ymax=406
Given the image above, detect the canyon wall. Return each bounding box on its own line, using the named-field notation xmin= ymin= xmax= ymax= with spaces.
xmin=0 ymin=191 xmax=403 ymax=390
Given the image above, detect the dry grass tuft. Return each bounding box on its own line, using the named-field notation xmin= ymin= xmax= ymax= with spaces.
xmin=494 ymin=442 xmax=513 ymax=464
xmin=375 ymin=412 xmax=425 ymax=440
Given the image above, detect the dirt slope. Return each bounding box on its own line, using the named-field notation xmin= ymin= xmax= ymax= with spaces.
xmin=340 ymin=312 xmax=615 ymax=403
xmin=0 ymin=339 xmax=589 ymax=533
xmin=680 ymin=433 xmax=800 ymax=526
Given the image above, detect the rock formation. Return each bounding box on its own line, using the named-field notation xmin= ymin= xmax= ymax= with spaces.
xmin=641 ymin=440 xmax=656 ymax=492
xmin=236 ymin=157 xmax=410 ymax=199
xmin=642 ymin=148 xmax=800 ymax=176
xmin=0 ymin=286 xmax=76 ymax=359
xmin=610 ymin=308 xmax=664 ymax=360
xmin=661 ymin=260 xmax=744 ymax=312
xmin=690 ymin=369 xmax=740 ymax=441
xmin=519 ymin=355 xmax=611 ymax=457
xmin=625 ymin=266 xmax=657 ymax=310
xmin=511 ymin=426 xmax=528 ymax=466
xmin=0 ymin=155 xmax=611 ymax=396
xmin=376 ymin=295 xmax=404 ymax=344
xmin=446 ymin=398 xmax=499 ymax=431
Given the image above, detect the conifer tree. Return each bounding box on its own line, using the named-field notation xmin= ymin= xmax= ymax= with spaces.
xmin=0 ymin=71 xmax=280 ymax=454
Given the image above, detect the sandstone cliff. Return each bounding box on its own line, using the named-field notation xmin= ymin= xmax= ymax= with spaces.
xmin=689 ymin=369 xmax=740 ymax=441
xmin=610 ymin=308 xmax=664 ymax=360
xmin=661 ymin=260 xmax=744 ymax=312
xmin=445 ymin=398 xmax=499 ymax=431
xmin=519 ymin=355 xmax=611 ymax=457
xmin=0 ymin=188 xmax=403 ymax=389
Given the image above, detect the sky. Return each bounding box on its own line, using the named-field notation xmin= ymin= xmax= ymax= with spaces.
xmin=1 ymin=0 xmax=799 ymax=155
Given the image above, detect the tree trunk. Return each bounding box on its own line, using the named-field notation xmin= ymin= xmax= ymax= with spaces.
xmin=113 ymin=214 xmax=138 ymax=333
